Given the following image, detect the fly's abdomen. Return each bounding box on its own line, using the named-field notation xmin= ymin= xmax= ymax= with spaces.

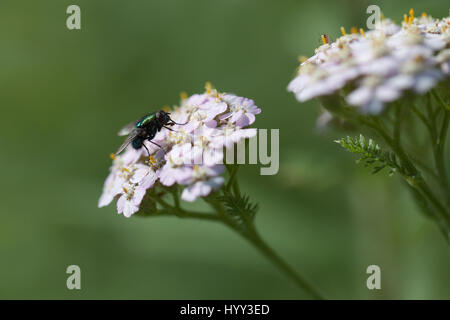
xmin=131 ymin=137 xmax=143 ymax=149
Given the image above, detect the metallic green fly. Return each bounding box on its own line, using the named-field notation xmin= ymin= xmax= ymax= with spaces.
xmin=115 ymin=110 xmax=185 ymax=156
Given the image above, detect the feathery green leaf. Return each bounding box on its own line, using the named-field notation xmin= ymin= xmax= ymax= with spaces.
xmin=335 ymin=134 xmax=400 ymax=176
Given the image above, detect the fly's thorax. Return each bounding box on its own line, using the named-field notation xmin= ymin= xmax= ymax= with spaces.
xmin=136 ymin=112 xmax=156 ymax=128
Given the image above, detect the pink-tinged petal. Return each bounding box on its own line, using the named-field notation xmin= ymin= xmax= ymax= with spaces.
xmin=213 ymin=102 xmax=228 ymax=114
xmin=204 ymin=119 xmax=217 ymax=128
xmin=176 ymin=169 xmax=194 ymax=185
xmin=98 ymin=192 xmax=114 ymax=208
xmin=205 ymin=176 xmax=225 ymax=190
xmin=223 ymin=139 xmax=236 ymax=149
xmin=231 ymin=128 xmax=257 ymax=142
xmin=181 ymin=184 xmax=199 ymax=202
xmin=175 ymin=167 xmax=195 ymax=184
xmin=181 ymin=176 xmax=225 ymax=202
xmin=424 ymin=37 xmax=445 ymax=51
xmin=153 ymin=130 xmax=168 ymax=142
xmin=347 ymin=87 xmax=373 ymax=106
xmin=205 ymin=165 xmax=225 ymax=176
xmin=244 ymin=128 xmax=257 ymax=138
xmin=98 ymin=174 xmax=120 ymax=207
xmin=441 ymin=62 xmax=450 ymax=75
xmin=388 ymin=75 xmax=414 ymax=90
xmin=375 ymin=85 xmax=401 ymax=102
xmin=246 ymin=113 xmax=256 ymax=124
xmin=218 ymin=112 xmax=232 ymax=121
xmin=229 ymin=110 xmax=244 ymax=123
xmin=131 ymin=168 xmax=148 ymax=184
xmin=132 ymin=187 xmax=146 ymax=205
xmin=235 ymin=114 xmax=251 ymax=127
xmin=209 ymin=135 xmax=227 ymax=149
xmin=198 ymin=182 xmax=212 ymax=197
xmin=414 ymin=71 xmax=440 ymax=93
xmin=117 ymin=195 xmax=126 ymax=214
xmin=123 ymin=201 xmax=139 ymax=218
xmin=181 ymin=181 xmax=209 ymax=202
xmin=103 ymin=171 xmax=115 ymax=186
xmin=287 ymin=76 xmax=307 ymax=93
xmin=191 ymin=146 xmax=204 ymax=165
xmin=181 ymin=142 xmax=193 ymax=154
xmin=121 ymin=148 xmax=142 ymax=165
xmin=186 ymin=94 xmax=207 ymax=106
xmin=203 ymin=148 xmax=224 ymax=166
xmin=200 ymin=101 xmax=227 ymax=113
xmin=159 ymin=167 xmax=176 ymax=186
xmin=140 ymin=171 xmax=159 ymax=189
xmin=360 ymin=57 xmax=398 ymax=77
xmin=246 ymin=104 xmax=261 ymax=115
xmin=223 ymin=94 xmax=243 ymax=106
xmin=316 ymin=111 xmax=334 ymax=130
xmin=183 ymin=119 xmax=201 ymax=133
xmin=106 ymin=173 xmax=124 ymax=193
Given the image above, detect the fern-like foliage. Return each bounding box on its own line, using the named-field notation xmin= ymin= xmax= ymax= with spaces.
xmin=218 ymin=191 xmax=259 ymax=230
xmin=335 ymin=135 xmax=400 ymax=176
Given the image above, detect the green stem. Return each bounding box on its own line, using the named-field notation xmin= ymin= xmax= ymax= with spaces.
xmin=394 ymin=103 xmax=403 ymax=144
xmin=421 ymin=92 xmax=449 ymax=201
xmin=208 ymin=199 xmax=324 ymax=300
xmin=408 ymin=154 xmax=439 ymax=182
xmin=243 ymin=228 xmax=324 ymax=300
xmin=435 ymin=111 xmax=449 ymax=201
xmin=153 ymin=209 xmax=222 ymax=222
xmin=411 ymin=104 xmax=434 ymax=138
xmin=411 ymin=102 xmax=449 ymax=203
xmin=431 ymin=90 xmax=450 ymax=111
xmin=172 ymin=186 xmax=181 ymax=209
xmin=321 ymin=96 xmax=449 ymax=241
xmin=148 ymin=192 xmax=324 ymax=298
xmin=362 ymin=118 xmax=450 ymax=240
xmin=226 ymin=165 xmax=239 ymax=192
xmin=232 ymin=177 xmax=241 ymax=196
xmin=155 ymin=197 xmax=220 ymax=221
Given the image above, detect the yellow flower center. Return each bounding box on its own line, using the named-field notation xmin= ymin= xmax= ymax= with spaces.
xmin=205 ymin=81 xmax=213 ymax=94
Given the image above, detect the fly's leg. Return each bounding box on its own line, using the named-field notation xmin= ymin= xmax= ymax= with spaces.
xmin=168 ymin=119 xmax=188 ymax=125
xmin=142 ymin=144 xmax=150 ymax=157
xmin=163 ymin=126 xmax=176 ymax=132
xmin=148 ymin=140 xmax=168 ymax=154
xmin=148 ymin=140 xmax=162 ymax=148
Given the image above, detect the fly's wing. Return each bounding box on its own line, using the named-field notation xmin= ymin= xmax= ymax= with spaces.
xmin=115 ymin=129 xmax=140 ymax=155
xmin=118 ymin=120 xmax=138 ymax=136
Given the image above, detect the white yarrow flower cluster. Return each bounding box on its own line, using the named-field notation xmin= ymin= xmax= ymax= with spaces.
xmin=288 ymin=10 xmax=450 ymax=114
xmin=98 ymin=84 xmax=261 ymax=217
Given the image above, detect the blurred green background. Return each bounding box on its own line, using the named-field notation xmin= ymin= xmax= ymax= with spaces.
xmin=0 ymin=0 xmax=449 ymax=299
